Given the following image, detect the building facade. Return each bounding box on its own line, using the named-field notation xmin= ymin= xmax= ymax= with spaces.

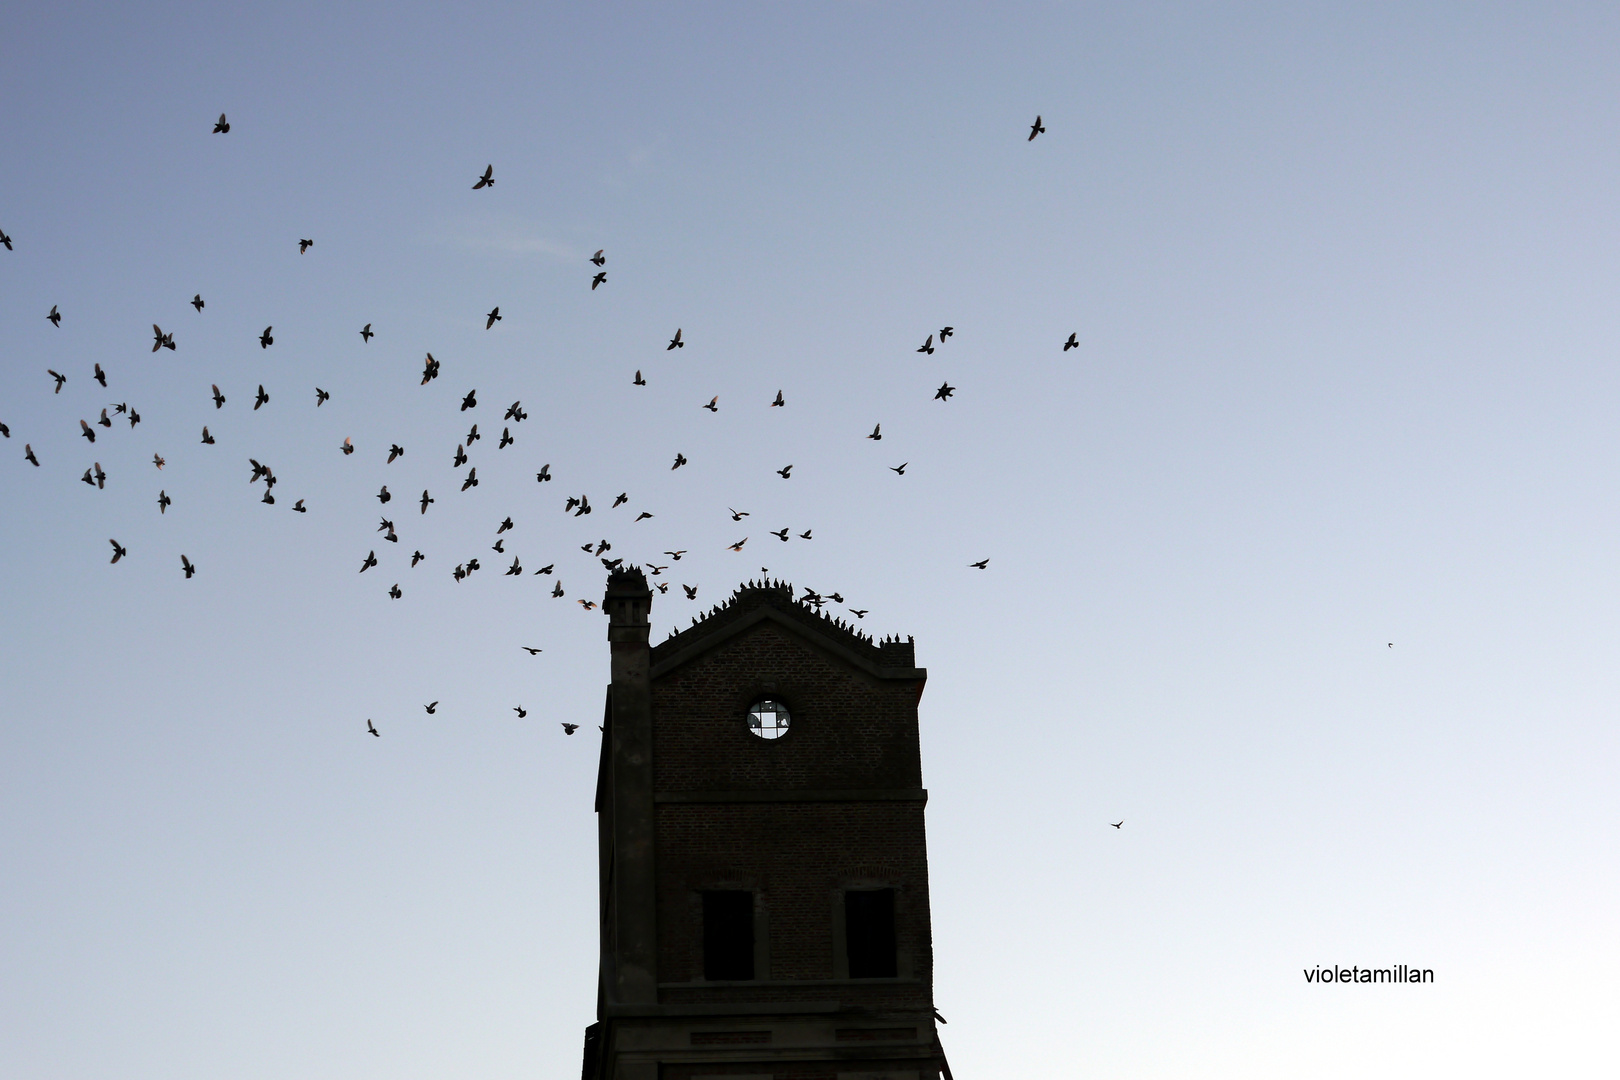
xmin=584 ymin=570 xmax=950 ymax=1080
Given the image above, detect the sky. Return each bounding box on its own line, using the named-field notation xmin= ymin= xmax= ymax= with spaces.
xmin=2 ymin=3 xmax=1619 ymax=1077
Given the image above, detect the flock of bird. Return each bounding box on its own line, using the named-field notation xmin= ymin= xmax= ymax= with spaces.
xmin=2 ymin=113 xmax=1074 ymax=736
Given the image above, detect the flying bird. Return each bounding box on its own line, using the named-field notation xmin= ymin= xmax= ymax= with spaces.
xmin=521 ymin=647 xmax=543 ymax=655
xmin=47 ymin=305 xmax=61 ymax=327
xmin=728 ymin=537 xmax=748 ymax=551
xmin=574 ymin=494 xmax=591 ymax=516
xmin=655 ymin=582 xmax=669 ymax=593
xmin=504 ymin=401 xmax=526 ymax=422
xmin=342 ymin=437 xmax=355 ymax=456
xmin=939 ymin=326 xmax=954 ymax=340
xmin=80 ymin=420 xmax=96 ymax=443
xmin=25 ymin=444 xmax=39 ymax=466
xmin=201 ymin=427 xmax=215 ymax=445
xmin=592 ymin=272 xmax=607 ymax=290
xmin=453 ymin=444 xmax=467 ymax=467
xmin=254 ymin=385 xmax=269 ymax=410
xmin=49 ymin=369 xmax=66 ymax=393
xmin=849 ymin=609 xmax=868 ymax=618
xmin=771 ymin=528 xmax=790 ymax=542
xmin=411 ymin=550 xmax=424 ymax=567
xmin=213 ymin=113 xmax=230 ymax=133
xmin=420 ymin=490 xmax=434 ymax=514
xmin=667 ymin=328 xmax=683 ymax=350
xmin=891 ymin=462 xmax=907 ymax=475
xmin=461 ymin=389 xmax=477 ymax=411
xmin=108 ymin=539 xmax=127 ymax=564
xmin=683 ymin=585 xmax=698 ymax=599
xmin=367 ymin=719 xmax=379 ymax=737
xmin=292 ymin=499 xmax=306 ymax=513
xmin=799 ymin=529 xmax=812 ymax=540
xmin=535 ymin=463 xmax=551 ymax=482
xmin=610 ymin=492 xmax=628 ymax=508
xmin=970 ymin=559 xmax=989 ymax=569
xmin=94 ymin=363 xmax=108 ymax=387
xmin=465 ymin=424 xmax=479 ymax=444
xmin=192 ymin=294 xmax=204 ymax=312
xmin=552 ymin=581 xmax=565 ymax=597
xmin=461 ymin=468 xmax=478 ymax=491
xmin=0 ymin=227 xmax=11 ymax=250
xmin=0 ymin=421 xmax=8 ymax=438
xmin=729 ymin=508 xmax=749 ymax=521
xmin=211 ymin=385 xmax=226 ymax=409
xmin=771 ymin=390 xmax=785 ymax=407
xmin=577 ymin=600 xmax=596 ymax=611
xmin=635 ymin=511 xmax=653 ymax=521
xmin=125 ymin=407 xmax=140 ymax=429
xmin=703 ymin=396 xmax=718 ymax=412
xmin=561 ymin=723 xmax=579 ymax=735
xmin=425 ymin=702 xmax=438 ymax=714
xmin=534 ymin=564 xmax=554 ymax=575
xmin=934 ymin=382 xmax=955 ymax=401
xmin=387 ymin=444 xmax=404 ymax=463
xmin=665 ymin=550 xmax=687 ymax=560
xmin=777 ymin=464 xmax=793 ymax=478
xmin=181 ymin=555 xmax=195 ymax=578
xmin=499 ymin=427 xmax=514 ymax=449
xmin=316 ymin=388 xmax=330 ymax=406
xmin=1063 ymin=332 xmax=1078 ymax=351
xmin=158 ymin=490 xmax=171 ymax=513
xmin=261 ymin=490 xmax=275 ymax=505
xmin=259 ymin=326 xmax=273 ymax=349
xmin=1028 ymin=114 xmax=1045 ymax=140
xmin=497 ymin=516 xmax=514 ymax=534
xmin=485 ymin=306 xmax=501 ymax=329
xmin=152 ymin=453 xmax=164 ymax=470
xmin=672 ymin=453 xmax=687 ymax=470
xmin=360 ymin=550 xmax=378 ymax=572
xmin=388 ymin=584 xmax=402 ymax=599
xmin=917 ymin=334 xmax=934 ymax=355
xmin=591 ymin=250 xmax=605 ymax=266
xmin=98 ymin=409 xmax=113 ymax=428
xmin=473 ymin=164 xmax=494 ymax=189
xmin=360 ymin=323 xmax=373 ymax=342
xmin=81 ymin=468 xmax=94 ymax=487
xmin=632 ymin=369 xmax=645 ymax=385
xmin=91 ymin=463 xmax=106 ymax=489
xmin=299 ymin=239 xmax=313 ymax=254
xmin=378 ymin=485 xmax=391 ymax=504
xmin=1111 ymin=821 xmax=1123 ymax=829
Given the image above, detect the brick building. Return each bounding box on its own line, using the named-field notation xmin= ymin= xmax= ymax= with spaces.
xmin=583 ymin=569 xmax=952 ymax=1080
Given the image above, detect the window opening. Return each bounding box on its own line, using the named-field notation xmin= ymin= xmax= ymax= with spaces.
xmin=845 ymin=888 xmax=897 ymax=978
xmin=702 ymin=890 xmax=755 ymax=980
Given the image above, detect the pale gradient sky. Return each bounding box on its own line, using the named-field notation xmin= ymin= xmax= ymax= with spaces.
xmin=3 ymin=4 xmax=1618 ymax=1077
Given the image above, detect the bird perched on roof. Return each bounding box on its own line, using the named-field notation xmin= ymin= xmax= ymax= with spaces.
xmin=47 ymin=305 xmax=61 ymax=327
xmin=1028 ymin=114 xmax=1045 ymax=140
xmin=473 ymin=164 xmax=494 ymax=189
xmin=667 ymin=328 xmax=683 ymax=350
xmin=259 ymin=327 xmax=273 ymax=348
xmin=934 ymin=382 xmax=955 ymax=401
xmin=485 ymin=306 xmax=501 ymax=329
xmin=1063 ymin=332 xmax=1078 ymax=351
xmin=192 ymin=294 xmax=204 ymax=312
xmin=109 ymin=539 xmax=127 ymax=564
xmin=213 ymin=113 xmax=230 ymax=133
xmin=361 ymin=323 xmax=373 ymax=342
xmin=298 ymin=239 xmax=313 ymax=254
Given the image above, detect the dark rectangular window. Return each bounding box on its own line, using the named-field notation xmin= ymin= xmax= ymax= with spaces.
xmin=845 ymin=888 xmax=897 ymax=978
xmin=702 ymin=890 xmax=755 ymax=981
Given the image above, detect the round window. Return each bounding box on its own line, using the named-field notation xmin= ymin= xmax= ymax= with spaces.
xmin=746 ymin=699 xmax=791 ymax=740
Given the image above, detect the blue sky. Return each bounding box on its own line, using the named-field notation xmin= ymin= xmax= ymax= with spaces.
xmin=3 ymin=4 xmax=1619 ymax=1077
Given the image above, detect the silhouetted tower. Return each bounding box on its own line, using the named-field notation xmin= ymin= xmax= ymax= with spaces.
xmin=584 ymin=569 xmax=950 ymax=1080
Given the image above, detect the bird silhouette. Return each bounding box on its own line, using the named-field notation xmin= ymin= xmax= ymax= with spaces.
xmin=152 ymin=453 xmax=165 ymax=470
xmin=211 ymin=385 xmax=226 ymax=409
xmin=465 ymin=424 xmax=480 ymax=444
xmin=0 ymin=421 xmax=8 ymax=438
xmin=534 ymin=564 xmax=554 ymax=575
xmin=728 ymin=537 xmax=748 ymax=551
xmin=298 ymin=239 xmax=313 ymax=254
xmin=970 ymin=559 xmax=989 ymax=569
xmin=799 ymin=529 xmax=812 ymax=540
xmin=158 ymin=490 xmax=171 ymax=513
xmin=126 ymin=407 xmax=140 ymax=429
xmin=683 ymin=584 xmax=698 ymax=599
xmin=152 ymin=324 xmax=175 ymax=351
xmin=94 ymin=363 xmax=108 ymax=387
xmin=1111 ymin=821 xmax=1123 ymax=829
xmin=453 ymin=444 xmax=467 ymax=467
xmin=201 ymin=427 xmax=215 ymax=445
xmin=292 ymin=499 xmax=306 ymax=513
xmin=591 ymin=250 xmax=605 ymax=266
xmin=92 ymin=463 xmax=106 ymax=489
xmin=0 ymin=227 xmax=10 ymax=249
xmin=461 ymin=389 xmax=477 ymax=411
xmin=729 ymin=508 xmax=750 ymax=521
xmin=213 ymin=113 xmax=230 ymax=133
xmin=499 ymin=427 xmax=514 ymax=449
xmin=577 ymin=600 xmax=597 ymax=610
xmin=259 ymin=326 xmax=273 ymax=348
xmin=47 ymin=305 xmax=61 ymax=327
xmin=1028 ymin=114 xmax=1045 ymax=140
xmin=388 ymin=584 xmax=402 ymax=599
xmin=261 ymin=490 xmax=275 ymax=505
xmin=485 ymin=306 xmax=501 ymax=329
xmin=655 ymin=582 xmax=669 ymax=593
xmin=635 ymin=511 xmax=653 ymax=521
xmin=667 ymin=328 xmax=683 ymax=350
xmin=612 ymin=493 xmax=628 ymax=508
xmin=917 ymin=334 xmax=934 ymax=354
xmin=552 ymin=581 xmax=565 ymax=597
xmin=421 ymin=491 xmax=434 ymax=514
xmin=504 ymin=401 xmax=526 ymax=422
xmin=891 ymin=463 xmax=907 ymax=475
xmin=192 ymin=294 xmax=204 ymax=312
xmin=360 ymin=551 xmax=378 ymax=572
xmin=497 ymin=516 xmax=514 ymax=534
xmin=253 ymin=385 xmax=269 ymax=410
xmin=109 ymin=539 xmax=127 ymax=564
xmin=771 ymin=528 xmax=790 ymax=542
xmin=777 ymin=464 xmax=793 ymax=478
xmin=24 ymin=444 xmax=39 ymax=466
xmin=940 ymin=326 xmax=954 ymax=340
xmin=461 ymin=468 xmax=478 ymax=491
xmin=360 ymin=323 xmax=373 ymax=342
xmin=672 ymin=453 xmax=687 ymax=470
xmin=342 ymin=437 xmax=355 ymax=456
xmin=522 ymin=646 xmax=543 ymax=655
xmin=378 ymin=486 xmax=391 ymax=504
xmin=81 ymin=468 xmax=95 ymax=487
xmin=473 ymin=164 xmax=494 ymax=189
xmin=411 ymin=550 xmax=424 ymax=567
xmin=561 ymin=723 xmax=579 ymax=734
xmin=536 ymin=464 xmax=551 ymax=482
xmin=934 ymin=382 xmax=955 ymax=401
xmin=633 ymin=369 xmax=645 ymax=385
xmin=367 ymin=719 xmax=379 ymax=737
xmin=1063 ymin=332 xmax=1078 ymax=351
xmin=98 ymin=409 xmax=112 ymax=428
xmin=425 ymin=702 xmax=439 ymax=714
xmin=49 ymin=370 xmax=66 ymax=393
xmin=316 ymin=388 xmax=330 ymax=406
xmin=665 ymin=550 xmax=687 ymax=560
xmin=703 ymin=396 xmax=718 ymax=412
xmin=419 ymin=354 xmax=440 ymax=385
xmin=181 ymin=555 xmax=195 ymax=578
xmin=80 ymin=420 xmax=96 ymax=444
xmin=592 ymin=272 xmax=607 ymax=290
xmin=387 ymin=444 xmax=404 ymax=463
xmin=575 ymin=494 xmax=591 ymax=516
